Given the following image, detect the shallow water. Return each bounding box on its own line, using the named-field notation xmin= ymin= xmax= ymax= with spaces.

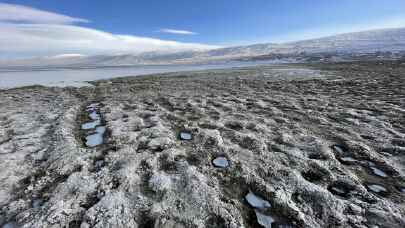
xmin=212 ymin=157 xmax=229 ymax=168
xmin=32 ymin=199 xmax=43 ymax=208
xmin=85 ymin=128 xmax=105 ymax=147
xmin=255 ymin=210 xmax=274 ymax=228
xmin=180 ymin=132 xmax=192 ymax=140
xmin=340 ymin=157 xmax=357 ymax=162
xmin=81 ymin=120 xmax=101 ymax=130
xmin=245 ymin=191 xmax=271 ymax=209
xmin=367 ymin=184 xmax=387 ymax=193
xmin=2 ymin=223 xmax=15 ymax=228
xmin=0 ymin=61 xmax=277 ymax=89
xmin=370 ymin=167 xmax=388 ymax=178
xmin=89 ymin=111 xmax=100 ymax=120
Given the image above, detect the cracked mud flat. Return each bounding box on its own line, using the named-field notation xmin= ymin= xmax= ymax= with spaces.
xmin=0 ymin=61 xmax=405 ymax=228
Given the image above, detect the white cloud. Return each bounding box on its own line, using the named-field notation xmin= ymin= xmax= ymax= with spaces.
xmin=0 ymin=23 xmax=218 ymax=58
xmin=0 ymin=3 xmax=218 ymax=59
xmin=159 ymin=28 xmax=197 ymax=35
xmin=0 ymin=3 xmax=88 ymax=24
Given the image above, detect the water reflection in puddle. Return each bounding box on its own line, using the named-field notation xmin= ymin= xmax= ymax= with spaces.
xmin=369 ymin=167 xmax=388 ymax=178
xmin=180 ymin=132 xmax=192 ymax=140
xmin=32 ymin=199 xmax=43 ymax=208
xmin=340 ymin=157 xmax=357 ymax=163
xmin=81 ymin=104 xmax=106 ymax=148
xmin=255 ymin=210 xmax=274 ymax=228
xmin=89 ymin=111 xmax=100 ymax=120
xmin=367 ymin=184 xmax=387 ymax=194
xmin=245 ymin=191 xmax=271 ymax=209
xmin=244 ymin=191 xmax=294 ymax=227
xmin=212 ymin=156 xmax=229 ymax=168
xmin=81 ymin=120 xmax=101 ymax=130
xmin=2 ymin=223 xmax=15 ymax=228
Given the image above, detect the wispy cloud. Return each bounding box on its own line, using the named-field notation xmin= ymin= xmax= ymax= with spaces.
xmin=0 ymin=4 xmax=217 ymax=59
xmin=0 ymin=3 xmax=89 ymax=24
xmin=159 ymin=28 xmax=197 ymax=35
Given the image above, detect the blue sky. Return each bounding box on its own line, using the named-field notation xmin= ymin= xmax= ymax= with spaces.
xmin=0 ymin=0 xmax=405 ymax=58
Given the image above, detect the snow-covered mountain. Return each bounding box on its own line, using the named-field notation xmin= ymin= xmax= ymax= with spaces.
xmin=1 ymin=27 xmax=405 ymax=69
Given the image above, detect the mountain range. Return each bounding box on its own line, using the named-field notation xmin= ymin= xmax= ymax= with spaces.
xmin=1 ymin=27 xmax=405 ymax=69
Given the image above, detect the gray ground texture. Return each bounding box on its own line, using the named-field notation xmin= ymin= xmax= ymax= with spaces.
xmin=0 ymin=61 xmax=404 ymax=228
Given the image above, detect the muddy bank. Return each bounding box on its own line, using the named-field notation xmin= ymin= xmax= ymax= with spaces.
xmin=0 ymin=61 xmax=404 ymax=227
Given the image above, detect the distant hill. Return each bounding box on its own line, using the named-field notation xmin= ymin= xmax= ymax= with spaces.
xmin=1 ymin=27 xmax=405 ymax=69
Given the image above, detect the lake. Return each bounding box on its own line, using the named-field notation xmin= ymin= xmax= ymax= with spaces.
xmin=0 ymin=61 xmax=277 ymax=89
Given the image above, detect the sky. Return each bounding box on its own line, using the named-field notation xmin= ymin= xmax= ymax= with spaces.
xmin=0 ymin=0 xmax=405 ymax=59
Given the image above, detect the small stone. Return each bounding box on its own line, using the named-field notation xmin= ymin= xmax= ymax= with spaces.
xmin=212 ymin=156 xmax=229 ymax=168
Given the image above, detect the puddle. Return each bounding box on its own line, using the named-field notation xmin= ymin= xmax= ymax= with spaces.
xmin=81 ymin=104 xmax=106 ymax=148
xmin=2 ymin=223 xmax=15 ymax=228
xmin=331 ymin=145 xmax=348 ymax=154
xmin=32 ymin=199 xmax=43 ymax=208
xmin=329 ymin=186 xmax=347 ymax=196
xmin=89 ymin=111 xmax=100 ymax=120
xmin=85 ymin=126 xmax=106 ymax=147
xmin=179 ymin=132 xmax=192 ymax=140
xmin=366 ymin=184 xmax=388 ymax=195
xmin=327 ymin=181 xmax=355 ymax=198
xmin=255 ymin=210 xmax=274 ymax=228
xmin=245 ymin=191 xmax=294 ymax=228
xmin=245 ymin=191 xmax=271 ymax=209
xmin=212 ymin=156 xmax=230 ymax=168
xmin=369 ymin=167 xmax=388 ymax=178
xmin=81 ymin=120 xmax=101 ymax=130
xmin=340 ymin=156 xmax=357 ymax=163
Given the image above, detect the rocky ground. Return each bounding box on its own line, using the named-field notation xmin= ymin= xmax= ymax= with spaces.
xmin=0 ymin=61 xmax=404 ymax=228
